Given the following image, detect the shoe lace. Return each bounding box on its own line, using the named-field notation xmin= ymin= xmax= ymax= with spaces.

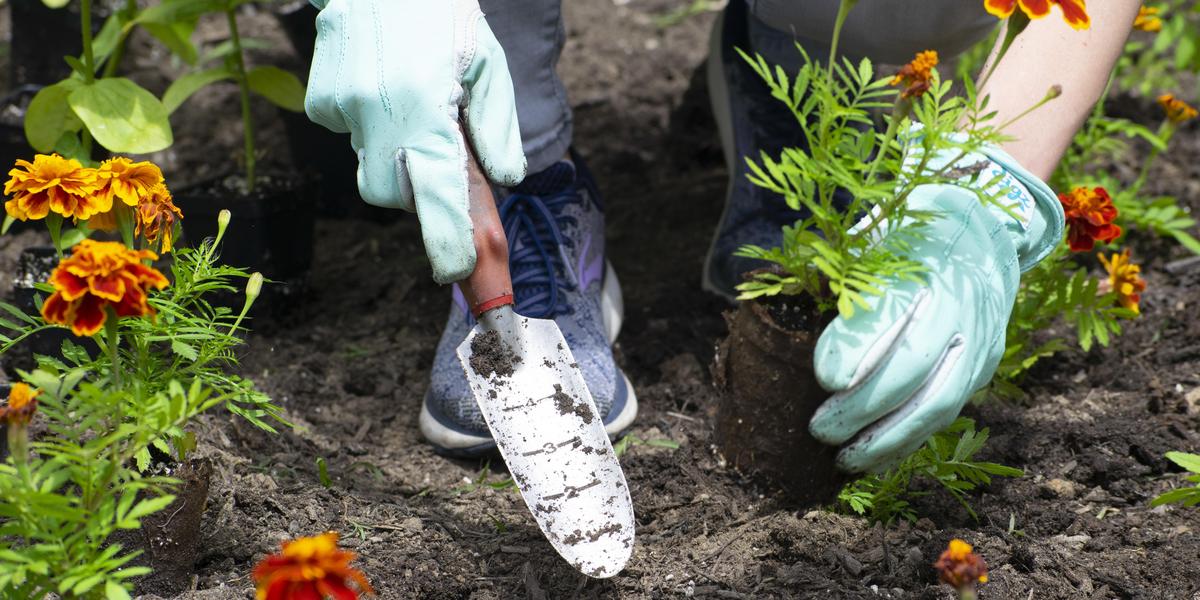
xmin=499 ymin=186 xmax=580 ymax=319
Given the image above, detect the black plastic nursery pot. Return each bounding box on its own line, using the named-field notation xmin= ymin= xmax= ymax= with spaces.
xmin=8 ymin=0 xmax=107 ymax=88
xmin=174 ymin=172 xmax=317 ymax=289
xmin=712 ymin=295 xmax=849 ymax=507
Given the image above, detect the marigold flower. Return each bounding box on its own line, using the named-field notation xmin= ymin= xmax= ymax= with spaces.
xmin=1133 ymin=6 xmax=1162 ymax=32
xmin=41 ymin=240 xmax=169 ymax=337
xmin=984 ymin=0 xmax=1090 ymax=30
xmin=1099 ymin=249 xmax=1147 ymax=314
xmin=4 ymin=154 xmax=105 ymax=222
xmin=0 ymin=383 xmax=39 ymax=426
xmin=891 ymin=50 xmax=939 ymax=99
xmin=1058 ymin=186 xmax=1121 ymax=252
xmin=934 ymin=539 xmax=989 ymax=591
xmin=88 ymin=158 xmax=167 ymax=232
xmin=1158 ymin=94 xmax=1198 ymax=124
xmin=253 ymin=532 xmax=373 ymax=600
xmin=136 ymin=185 xmax=183 ymax=253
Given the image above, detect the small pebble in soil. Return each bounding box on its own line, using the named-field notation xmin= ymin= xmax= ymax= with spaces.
xmin=469 ymin=330 xmax=520 ymax=378
xmin=552 ymin=384 xmax=595 ymax=424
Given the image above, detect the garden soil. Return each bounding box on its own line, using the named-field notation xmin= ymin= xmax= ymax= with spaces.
xmin=3 ymin=2 xmax=1200 ymax=598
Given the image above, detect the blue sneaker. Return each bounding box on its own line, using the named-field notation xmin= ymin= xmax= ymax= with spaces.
xmin=419 ymin=153 xmax=638 ymax=456
xmin=703 ymin=1 xmax=847 ymax=300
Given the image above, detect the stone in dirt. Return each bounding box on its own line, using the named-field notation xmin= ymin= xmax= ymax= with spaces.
xmin=552 ymin=384 xmax=595 ymax=424
xmin=469 ymin=330 xmax=519 ymax=378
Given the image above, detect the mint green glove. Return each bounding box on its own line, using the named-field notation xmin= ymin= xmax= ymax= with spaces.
xmin=809 ymin=146 xmax=1063 ymax=473
xmin=305 ymin=0 xmax=526 ymax=283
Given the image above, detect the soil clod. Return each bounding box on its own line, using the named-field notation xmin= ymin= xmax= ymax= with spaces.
xmin=552 ymin=384 xmax=595 ymax=424
xmin=469 ymin=330 xmax=520 ymax=378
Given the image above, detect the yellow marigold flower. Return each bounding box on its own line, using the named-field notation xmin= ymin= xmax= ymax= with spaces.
xmin=1158 ymin=94 xmax=1198 ymax=124
xmin=136 ymin=184 xmax=183 ymax=253
xmin=253 ymin=532 xmax=374 ymax=600
xmin=41 ymin=240 xmax=169 ymax=337
xmin=891 ymin=50 xmax=939 ymax=99
xmin=1133 ymin=6 xmax=1162 ymax=32
xmin=97 ymin=157 xmax=164 ymax=208
xmin=934 ymin=539 xmax=989 ymax=591
xmin=0 ymin=383 xmax=39 ymax=426
xmin=4 ymin=154 xmax=105 ymax=222
xmin=1099 ymin=249 xmax=1147 ymax=314
xmin=984 ymin=0 xmax=1090 ymax=30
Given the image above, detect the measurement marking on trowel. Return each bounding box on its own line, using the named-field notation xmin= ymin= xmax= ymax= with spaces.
xmin=521 ymin=436 xmax=582 ymax=457
xmin=542 ymin=478 xmax=602 ymax=501
xmin=501 ymin=390 xmax=560 ymax=413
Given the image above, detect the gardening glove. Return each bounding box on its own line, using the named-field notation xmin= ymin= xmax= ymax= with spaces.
xmin=809 ymin=143 xmax=1064 ymax=474
xmin=304 ymin=0 xmax=526 ymax=284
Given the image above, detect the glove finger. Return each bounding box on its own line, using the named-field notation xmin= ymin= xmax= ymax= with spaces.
xmin=835 ymin=335 xmax=971 ymax=474
xmin=304 ymin=5 xmax=350 ymax=134
xmin=814 ymin=283 xmax=932 ymax=392
xmin=405 ymin=145 xmax=477 ymax=285
xmin=462 ymin=16 xmax=527 ymax=186
xmin=809 ymin=314 xmax=955 ymax=446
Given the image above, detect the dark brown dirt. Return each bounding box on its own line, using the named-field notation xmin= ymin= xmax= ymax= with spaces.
xmin=1 ymin=2 xmax=1199 ymax=599
xmin=553 ymin=384 xmax=596 ymax=424
xmin=470 ymin=330 xmax=519 ymax=379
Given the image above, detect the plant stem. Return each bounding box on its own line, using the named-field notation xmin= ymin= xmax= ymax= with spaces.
xmin=827 ymin=0 xmax=857 ymax=76
xmin=977 ymin=13 xmax=1029 ymax=92
xmin=227 ymin=7 xmax=257 ymax=193
xmin=80 ymin=0 xmax=96 ymax=159
xmin=1131 ymin=121 xmax=1172 ymax=197
xmin=102 ymin=0 xmax=139 ymax=79
xmin=104 ymin=309 xmax=121 ymax=389
xmin=865 ymin=97 xmax=907 ymax=185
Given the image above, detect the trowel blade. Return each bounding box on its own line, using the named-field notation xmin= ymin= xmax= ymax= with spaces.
xmin=456 ymin=311 xmax=635 ymax=578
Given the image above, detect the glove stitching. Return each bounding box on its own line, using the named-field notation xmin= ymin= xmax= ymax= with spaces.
xmin=370 ymin=0 xmax=391 ymax=116
xmin=307 ymin=11 xmax=334 ymax=126
xmin=333 ymin=2 xmax=360 ymax=131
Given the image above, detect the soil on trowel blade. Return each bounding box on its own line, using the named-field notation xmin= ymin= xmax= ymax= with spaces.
xmin=469 ymin=330 xmax=519 ymax=378
xmin=552 ymin=384 xmax=596 ymax=424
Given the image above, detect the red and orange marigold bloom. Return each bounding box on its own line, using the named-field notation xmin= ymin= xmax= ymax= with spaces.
xmin=934 ymin=539 xmax=989 ymax=592
xmin=136 ymin=185 xmax=183 ymax=253
xmin=984 ymin=0 xmax=1090 ymax=30
xmin=1099 ymin=249 xmax=1147 ymax=314
xmin=1158 ymin=94 xmax=1198 ymax=124
xmin=41 ymin=240 xmax=169 ymax=337
xmin=0 ymin=383 xmax=39 ymax=426
xmin=253 ymin=532 xmax=373 ymax=600
xmin=1058 ymin=186 xmax=1121 ymax=252
xmin=1133 ymin=6 xmax=1162 ymax=32
xmin=891 ymin=50 xmax=939 ymax=99
xmin=4 ymin=154 xmax=105 ymax=222
xmin=88 ymin=158 xmax=167 ymax=232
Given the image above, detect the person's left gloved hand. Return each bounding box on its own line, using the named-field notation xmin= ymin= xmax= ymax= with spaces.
xmin=809 ymin=145 xmax=1064 ymax=473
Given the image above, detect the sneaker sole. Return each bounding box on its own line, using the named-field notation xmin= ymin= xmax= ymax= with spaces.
xmin=701 ymin=9 xmax=740 ymax=304
xmin=419 ymin=262 xmax=639 ymax=456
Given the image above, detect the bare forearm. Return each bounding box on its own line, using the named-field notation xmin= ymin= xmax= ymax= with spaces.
xmin=977 ymin=1 xmax=1142 ymax=180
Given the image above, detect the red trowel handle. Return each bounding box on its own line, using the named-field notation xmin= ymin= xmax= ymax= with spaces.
xmin=459 ymin=144 xmax=514 ymax=317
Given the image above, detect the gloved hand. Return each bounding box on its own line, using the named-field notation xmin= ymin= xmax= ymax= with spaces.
xmin=305 ymin=0 xmax=526 ymax=284
xmin=809 ymin=144 xmax=1064 ymax=473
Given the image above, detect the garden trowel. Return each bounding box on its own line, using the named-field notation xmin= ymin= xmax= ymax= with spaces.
xmin=454 ymin=147 xmax=635 ymax=579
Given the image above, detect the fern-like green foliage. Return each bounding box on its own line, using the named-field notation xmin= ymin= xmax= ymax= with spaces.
xmin=0 ymin=372 xmax=223 ymax=598
xmin=838 ymin=418 xmax=1023 ymax=524
xmin=1151 ymin=452 xmax=1200 ymax=508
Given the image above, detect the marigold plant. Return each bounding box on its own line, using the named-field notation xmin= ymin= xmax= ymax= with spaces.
xmin=0 ymin=383 xmax=39 ymax=427
xmin=984 ymin=0 xmax=1090 ymax=29
xmin=4 ymin=154 xmax=105 ymax=222
xmin=1058 ymin=186 xmax=1121 ymax=251
xmin=934 ymin=539 xmax=989 ymax=599
xmin=891 ymin=50 xmax=939 ymax=99
xmin=41 ymin=240 xmax=169 ymax=337
xmin=1158 ymin=93 xmax=1198 ymax=124
xmin=253 ymin=532 xmax=374 ymax=600
xmin=1098 ymin=249 xmax=1146 ymax=314
xmin=1133 ymin=6 xmax=1163 ymax=32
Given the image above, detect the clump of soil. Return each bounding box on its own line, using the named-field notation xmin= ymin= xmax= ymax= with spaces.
xmin=469 ymin=330 xmax=519 ymax=378
xmin=552 ymin=384 xmax=596 ymax=424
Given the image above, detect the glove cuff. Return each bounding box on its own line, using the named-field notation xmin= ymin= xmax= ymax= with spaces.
xmin=309 ymin=0 xmax=329 ymax=9
xmin=978 ymin=145 xmax=1065 ymax=272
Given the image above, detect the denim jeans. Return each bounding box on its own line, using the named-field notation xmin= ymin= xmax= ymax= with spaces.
xmin=480 ymin=0 xmax=996 ymax=173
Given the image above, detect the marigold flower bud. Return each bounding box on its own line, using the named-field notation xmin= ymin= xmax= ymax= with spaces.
xmin=246 ymin=273 xmax=264 ymax=301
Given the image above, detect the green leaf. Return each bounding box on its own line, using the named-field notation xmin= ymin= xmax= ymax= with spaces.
xmin=105 ymin=580 xmax=132 ymax=600
xmin=247 ymin=66 xmax=307 ymax=112
xmin=68 ymin=78 xmax=173 ymax=154
xmin=144 ymin=20 xmax=200 ymax=65
xmin=41 ymin=0 xmax=71 ymax=7
xmin=1151 ymin=487 xmax=1200 ymax=507
xmin=136 ymin=0 xmax=226 ymax=26
xmin=170 ymin=339 xmax=199 ymax=361
xmin=162 ymin=67 xmax=235 ymax=114
xmin=1166 ymin=452 xmax=1200 ymax=474
xmin=24 ymin=80 xmax=83 ymax=152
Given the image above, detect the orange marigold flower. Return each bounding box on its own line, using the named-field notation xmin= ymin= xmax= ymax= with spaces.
xmin=934 ymin=539 xmax=989 ymax=591
xmin=0 ymin=383 xmax=39 ymax=426
xmin=136 ymin=185 xmax=183 ymax=253
xmin=253 ymin=532 xmax=374 ymax=600
xmin=41 ymin=240 xmax=168 ymax=337
xmin=4 ymin=154 xmax=105 ymax=222
xmin=1133 ymin=6 xmax=1162 ymax=32
xmin=1058 ymin=186 xmax=1121 ymax=252
xmin=1158 ymin=94 xmax=1198 ymax=124
xmin=1099 ymin=249 xmax=1147 ymax=314
xmin=891 ymin=50 xmax=939 ymax=99
xmin=88 ymin=158 xmax=166 ymax=232
xmin=984 ymin=0 xmax=1090 ymax=30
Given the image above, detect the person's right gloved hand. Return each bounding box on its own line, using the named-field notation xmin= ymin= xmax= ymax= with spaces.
xmin=305 ymin=0 xmax=526 ymax=284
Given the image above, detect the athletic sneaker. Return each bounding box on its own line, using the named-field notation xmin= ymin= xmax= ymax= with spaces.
xmin=419 ymin=153 xmax=638 ymax=456
xmin=703 ymin=1 xmax=849 ymax=300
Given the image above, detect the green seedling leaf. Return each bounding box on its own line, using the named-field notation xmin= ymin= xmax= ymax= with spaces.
xmin=41 ymin=0 xmax=71 ymax=7
xmin=163 ymin=67 xmax=235 ymax=114
xmin=246 ymin=66 xmax=307 ymax=112
xmin=136 ymin=0 xmax=225 ymax=26
xmin=68 ymin=78 xmax=173 ymax=154
xmin=144 ymin=20 xmax=200 ymax=65
xmin=1166 ymin=452 xmax=1200 ymax=474
xmin=317 ymin=457 xmax=332 ymax=488
xmin=25 ymin=80 xmax=84 ymax=152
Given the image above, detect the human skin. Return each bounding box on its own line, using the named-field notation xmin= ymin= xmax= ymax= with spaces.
xmin=978 ymin=1 xmax=1144 ymax=180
